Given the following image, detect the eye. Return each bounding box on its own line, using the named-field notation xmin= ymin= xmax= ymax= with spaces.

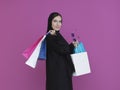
xmin=53 ymin=20 xmax=57 ymax=22
xmin=59 ymin=20 xmax=62 ymax=23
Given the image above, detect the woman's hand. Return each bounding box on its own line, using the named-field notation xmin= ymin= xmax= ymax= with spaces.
xmin=49 ymin=30 xmax=56 ymax=35
xmin=72 ymin=40 xmax=79 ymax=47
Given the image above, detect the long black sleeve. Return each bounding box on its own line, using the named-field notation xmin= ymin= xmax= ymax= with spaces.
xmin=46 ymin=32 xmax=76 ymax=74
xmin=69 ymin=43 xmax=74 ymax=54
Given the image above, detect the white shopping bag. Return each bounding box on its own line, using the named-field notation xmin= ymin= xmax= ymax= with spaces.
xmin=70 ymin=52 xmax=91 ymax=76
xmin=25 ymin=35 xmax=46 ymax=68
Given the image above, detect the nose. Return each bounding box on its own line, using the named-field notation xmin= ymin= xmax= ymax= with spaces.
xmin=57 ymin=21 xmax=60 ymax=26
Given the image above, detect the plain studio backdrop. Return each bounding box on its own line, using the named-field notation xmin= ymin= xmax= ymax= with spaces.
xmin=0 ymin=0 xmax=120 ymax=90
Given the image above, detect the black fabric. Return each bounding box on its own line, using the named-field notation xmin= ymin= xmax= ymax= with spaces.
xmin=46 ymin=31 xmax=75 ymax=90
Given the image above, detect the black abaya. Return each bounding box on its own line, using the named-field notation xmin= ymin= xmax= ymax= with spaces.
xmin=46 ymin=31 xmax=75 ymax=90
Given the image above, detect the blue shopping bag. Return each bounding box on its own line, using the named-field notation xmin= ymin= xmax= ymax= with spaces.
xmin=38 ymin=37 xmax=46 ymax=60
xmin=74 ymin=42 xmax=86 ymax=53
xmin=38 ymin=32 xmax=50 ymax=60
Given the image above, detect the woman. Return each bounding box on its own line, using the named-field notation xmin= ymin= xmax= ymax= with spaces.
xmin=46 ymin=12 xmax=78 ymax=90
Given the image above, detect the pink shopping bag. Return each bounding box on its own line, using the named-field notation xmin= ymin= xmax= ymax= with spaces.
xmin=22 ymin=36 xmax=44 ymax=59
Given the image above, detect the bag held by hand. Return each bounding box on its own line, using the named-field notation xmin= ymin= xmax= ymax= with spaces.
xmin=71 ymin=42 xmax=91 ymax=76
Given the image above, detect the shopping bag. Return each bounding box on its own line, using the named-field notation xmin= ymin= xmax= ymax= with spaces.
xmin=22 ymin=36 xmax=44 ymax=59
xmin=74 ymin=42 xmax=86 ymax=53
xmin=38 ymin=37 xmax=46 ymax=60
xmin=71 ymin=52 xmax=91 ymax=76
xmin=25 ymin=35 xmax=46 ymax=68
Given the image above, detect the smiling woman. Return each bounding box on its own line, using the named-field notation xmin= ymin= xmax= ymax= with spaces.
xmin=49 ymin=16 xmax=62 ymax=35
xmin=45 ymin=12 xmax=76 ymax=90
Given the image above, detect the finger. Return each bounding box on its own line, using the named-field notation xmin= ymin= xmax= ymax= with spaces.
xmin=49 ymin=30 xmax=55 ymax=35
xmin=49 ymin=30 xmax=53 ymax=32
xmin=50 ymin=30 xmax=55 ymax=33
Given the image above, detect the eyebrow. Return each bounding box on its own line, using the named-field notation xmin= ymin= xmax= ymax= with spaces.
xmin=53 ymin=19 xmax=62 ymax=21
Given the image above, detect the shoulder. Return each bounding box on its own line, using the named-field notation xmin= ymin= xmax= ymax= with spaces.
xmin=46 ymin=34 xmax=57 ymax=41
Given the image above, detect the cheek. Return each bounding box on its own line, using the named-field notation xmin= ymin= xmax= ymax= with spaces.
xmin=60 ymin=23 xmax=62 ymax=26
xmin=51 ymin=22 xmax=56 ymax=29
xmin=52 ymin=22 xmax=56 ymax=27
xmin=58 ymin=23 xmax=62 ymax=28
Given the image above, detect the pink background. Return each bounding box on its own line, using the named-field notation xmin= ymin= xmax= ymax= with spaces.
xmin=0 ymin=0 xmax=120 ymax=90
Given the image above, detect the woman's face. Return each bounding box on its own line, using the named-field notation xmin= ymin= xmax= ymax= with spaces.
xmin=51 ymin=16 xmax=62 ymax=31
